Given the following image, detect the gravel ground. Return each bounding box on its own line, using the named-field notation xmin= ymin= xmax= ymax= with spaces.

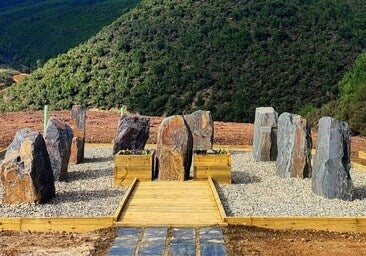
xmin=217 ymin=151 xmax=366 ymax=217
xmin=0 ymin=145 xmax=126 ymax=217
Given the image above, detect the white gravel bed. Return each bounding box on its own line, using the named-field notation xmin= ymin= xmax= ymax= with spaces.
xmin=217 ymin=151 xmax=366 ymax=217
xmin=0 ymin=146 xmax=126 ymax=217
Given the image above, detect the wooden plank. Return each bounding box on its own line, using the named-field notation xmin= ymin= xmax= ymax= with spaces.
xmin=352 ymin=162 xmax=366 ymax=172
xmin=20 ymin=217 xmax=114 ymax=232
xmin=194 ymin=154 xmax=231 ymax=166
xmin=113 ymin=178 xmax=138 ymax=221
xmin=208 ymin=177 xmax=227 ymax=223
xmin=225 ymin=217 xmax=366 ymax=233
xmin=359 ymin=151 xmax=366 ymax=160
xmin=0 ymin=218 xmax=21 ymax=231
xmin=114 ymin=154 xmax=153 ymax=167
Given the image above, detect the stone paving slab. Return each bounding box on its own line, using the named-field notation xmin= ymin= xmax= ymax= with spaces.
xmin=109 ymin=226 xmax=227 ymax=256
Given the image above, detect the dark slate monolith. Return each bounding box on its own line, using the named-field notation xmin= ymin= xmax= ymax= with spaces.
xmin=113 ymin=115 xmax=150 ymax=155
xmin=252 ymin=107 xmax=278 ymax=161
xmin=5 ymin=128 xmax=33 ymax=158
xmin=44 ymin=117 xmax=73 ymax=181
xmin=276 ymin=112 xmax=312 ymax=178
xmin=0 ymin=131 xmax=55 ymax=204
xmin=312 ymin=117 xmax=353 ymax=201
xmin=156 ymin=115 xmax=193 ymax=181
xmin=183 ymin=110 xmax=213 ymax=151
xmin=70 ymin=105 xmax=86 ymax=164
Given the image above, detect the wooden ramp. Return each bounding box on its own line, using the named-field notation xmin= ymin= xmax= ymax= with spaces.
xmin=115 ymin=180 xmax=224 ymax=227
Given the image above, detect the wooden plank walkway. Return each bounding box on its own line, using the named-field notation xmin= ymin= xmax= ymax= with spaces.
xmin=115 ymin=180 xmax=224 ymax=227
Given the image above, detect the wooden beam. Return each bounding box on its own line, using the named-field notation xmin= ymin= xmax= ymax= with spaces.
xmin=226 ymin=216 xmax=366 ymax=233
xmin=113 ymin=178 xmax=138 ymax=221
xmin=208 ymin=177 xmax=227 ymax=224
xmin=359 ymin=151 xmax=366 ymax=160
xmin=0 ymin=217 xmax=114 ymax=233
xmin=352 ymin=162 xmax=366 ymax=172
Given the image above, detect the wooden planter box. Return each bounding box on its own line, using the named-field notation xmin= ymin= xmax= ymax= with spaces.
xmin=193 ymin=150 xmax=232 ymax=184
xmin=114 ymin=150 xmax=154 ymax=186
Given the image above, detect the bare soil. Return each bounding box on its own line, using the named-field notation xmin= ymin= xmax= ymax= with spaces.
xmin=0 ymin=109 xmax=366 ymax=255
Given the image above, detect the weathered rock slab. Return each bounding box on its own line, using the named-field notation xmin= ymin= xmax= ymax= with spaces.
xmin=5 ymin=128 xmax=33 ymax=158
xmin=276 ymin=112 xmax=312 ymax=178
xmin=113 ymin=115 xmax=150 ymax=155
xmin=0 ymin=131 xmax=55 ymax=204
xmin=252 ymin=107 xmax=278 ymax=161
xmin=156 ymin=115 xmax=193 ymax=181
xmin=312 ymin=117 xmax=353 ymax=201
xmin=184 ymin=110 xmax=213 ymax=151
xmin=70 ymin=105 xmax=86 ymax=164
xmin=44 ymin=117 xmax=73 ymax=181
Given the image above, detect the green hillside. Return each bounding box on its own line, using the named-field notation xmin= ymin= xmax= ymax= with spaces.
xmin=1 ymin=0 xmax=365 ymax=128
xmin=0 ymin=0 xmax=140 ymax=70
xmin=304 ymin=52 xmax=366 ymax=135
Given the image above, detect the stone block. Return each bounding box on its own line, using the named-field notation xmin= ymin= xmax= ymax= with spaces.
xmin=276 ymin=112 xmax=312 ymax=178
xmin=312 ymin=117 xmax=353 ymax=200
xmin=252 ymin=107 xmax=278 ymax=161
xmin=70 ymin=105 xmax=86 ymax=164
xmin=184 ymin=110 xmax=213 ymax=150
xmin=44 ymin=117 xmax=73 ymax=181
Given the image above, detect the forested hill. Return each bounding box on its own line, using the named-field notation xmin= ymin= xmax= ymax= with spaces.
xmin=1 ymin=0 xmax=365 ymax=126
xmin=0 ymin=0 xmax=140 ymax=71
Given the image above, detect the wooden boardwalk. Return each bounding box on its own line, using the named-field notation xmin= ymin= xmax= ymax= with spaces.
xmin=115 ymin=180 xmax=224 ymax=227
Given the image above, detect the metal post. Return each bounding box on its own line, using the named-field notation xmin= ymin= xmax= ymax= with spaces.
xmin=44 ymin=105 xmax=49 ymax=133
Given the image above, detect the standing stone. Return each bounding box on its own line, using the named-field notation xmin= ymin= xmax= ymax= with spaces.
xmin=113 ymin=115 xmax=150 ymax=155
xmin=5 ymin=128 xmax=33 ymax=158
xmin=312 ymin=117 xmax=353 ymax=201
xmin=0 ymin=131 xmax=55 ymax=204
xmin=44 ymin=117 xmax=73 ymax=181
xmin=183 ymin=110 xmax=213 ymax=151
xmin=70 ymin=105 xmax=86 ymax=164
xmin=276 ymin=113 xmax=312 ymax=178
xmin=252 ymin=107 xmax=278 ymax=161
xmin=156 ymin=115 xmax=193 ymax=181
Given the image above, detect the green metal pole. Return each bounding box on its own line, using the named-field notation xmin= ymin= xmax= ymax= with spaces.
xmin=120 ymin=106 xmax=126 ymax=116
xmin=44 ymin=105 xmax=49 ymax=133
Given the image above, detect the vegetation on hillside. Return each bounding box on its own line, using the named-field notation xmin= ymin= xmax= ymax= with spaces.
xmin=303 ymin=52 xmax=366 ymax=135
xmin=0 ymin=0 xmax=140 ymax=70
xmin=0 ymin=69 xmax=19 ymax=90
xmin=0 ymin=0 xmax=365 ymax=132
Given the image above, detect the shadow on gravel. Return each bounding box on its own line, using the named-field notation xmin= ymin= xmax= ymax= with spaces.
xmin=83 ymin=156 xmax=112 ymax=163
xmin=67 ymin=168 xmax=111 ymax=181
xmin=353 ymin=186 xmax=366 ymax=200
xmin=53 ymin=189 xmax=122 ymax=203
xmin=232 ymin=171 xmax=261 ymax=184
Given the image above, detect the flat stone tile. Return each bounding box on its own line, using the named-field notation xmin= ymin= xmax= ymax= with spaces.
xmin=171 ymin=228 xmax=195 ymax=245
xmin=143 ymin=227 xmax=168 ymax=238
xmin=108 ymin=246 xmax=136 ymax=256
xmin=201 ymin=244 xmax=227 ymax=256
xmin=117 ymin=227 xmax=141 ymax=237
xmin=138 ymin=228 xmax=167 ymax=256
xmin=169 ymin=243 xmax=196 ymax=256
xmin=200 ymin=227 xmax=225 ymax=244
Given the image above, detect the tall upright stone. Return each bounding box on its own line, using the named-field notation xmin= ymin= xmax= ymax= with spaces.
xmin=252 ymin=107 xmax=278 ymax=161
xmin=113 ymin=115 xmax=150 ymax=155
xmin=44 ymin=117 xmax=73 ymax=181
xmin=276 ymin=112 xmax=312 ymax=178
xmin=156 ymin=115 xmax=193 ymax=181
xmin=312 ymin=117 xmax=353 ymax=201
xmin=5 ymin=128 xmax=33 ymax=158
xmin=70 ymin=105 xmax=86 ymax=164
xmin=1 ymin=131 xmax=55 ymax=204
xmin=183 ymin=110 xmax=214 ymax=150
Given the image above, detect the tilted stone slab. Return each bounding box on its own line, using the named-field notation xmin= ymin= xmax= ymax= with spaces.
xmin=252 ymin=107 xmax=278 ymax=161
xmin=276 ymin=112 xmax=312 ymax=178
xmin=156 ymin=115 xmax=193 ymax=181
xmin=312 ymin=117 xmax=353 ymax=201
xmin=5 ymin=128 xmax=33 ymax=158
xmin=45 ymin=117 xmax=73 ymax=181
xmin=0 ymin=131 xmax=55 ymax=204
xmin=113 ymin=115 xmax=150 ymax=155
xmin=70 ymin=105 xmax=86 ymax=164
xmin=183 ymin=110 xmax=214 ymax=151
